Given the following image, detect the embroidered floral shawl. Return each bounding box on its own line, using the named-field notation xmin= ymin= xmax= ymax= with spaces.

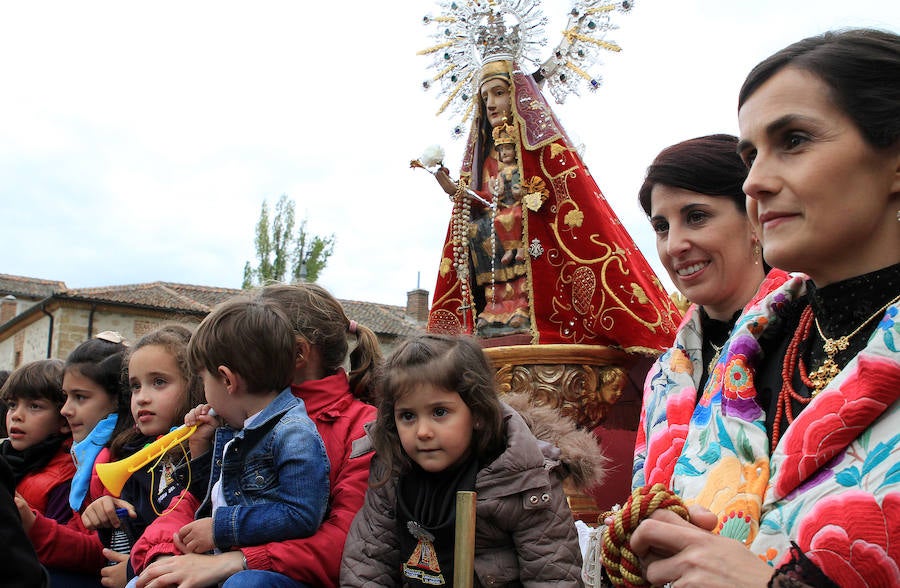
xmin=635 ymin=273 xmax=900 ymax=586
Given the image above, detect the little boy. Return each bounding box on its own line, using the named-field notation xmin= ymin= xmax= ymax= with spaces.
xmin=0 ymin=359 xmax=75 ymax=525
xmin=128 ymin=297 xmax=330 ymax=585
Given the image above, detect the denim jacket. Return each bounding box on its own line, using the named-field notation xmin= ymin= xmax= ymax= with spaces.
xmin=194 ymin=388 xmax=330 ymax=550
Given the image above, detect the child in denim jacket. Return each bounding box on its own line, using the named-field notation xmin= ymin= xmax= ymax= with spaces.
xmin=129 ymin=297 xmax=329 ymax=587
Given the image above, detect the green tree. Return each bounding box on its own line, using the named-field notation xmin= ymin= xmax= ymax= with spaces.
xmin=242 ymin=194 xmax=335 ymax=288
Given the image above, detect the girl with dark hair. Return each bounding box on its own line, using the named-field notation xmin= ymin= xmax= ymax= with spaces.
xmin=80 ymin=325 xmax=204 ymax=588
xmin=21 ymin=332 xmax=131 ymax=587
xmin=633 ymin=135 xmax=789 ymax=490
xmin=628 ymin=29 xmax=900 ymax=587
xmin=341 ymin=335 xmax=605 ymax=587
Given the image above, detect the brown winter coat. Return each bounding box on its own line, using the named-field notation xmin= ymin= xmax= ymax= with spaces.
xmin=340 ymin=397 xmax=605 ymax=587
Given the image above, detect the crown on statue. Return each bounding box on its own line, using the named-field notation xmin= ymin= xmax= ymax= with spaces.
xmin=492 ymin=117 xmax=518 ymax=146
xmin=475 ymin=11 xmax=519 ymax=66
xmin=419 ymin=1 xmax=635 ymax=133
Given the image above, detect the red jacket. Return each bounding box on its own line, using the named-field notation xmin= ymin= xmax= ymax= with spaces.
xmin=17 ymin=438 xmax=76 ymax=519
xmin=131 ymin=370 xmax=376 ymax=587
xmin=27 ymin=448 xmax=109 ymax=574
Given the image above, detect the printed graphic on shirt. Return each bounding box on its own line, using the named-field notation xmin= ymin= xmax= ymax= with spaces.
xmin=403 ymin=521 xmax=445 ymax=586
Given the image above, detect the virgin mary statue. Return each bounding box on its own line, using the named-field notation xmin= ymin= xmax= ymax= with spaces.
xmin=421 ymin=1 xmax=680 ymax=354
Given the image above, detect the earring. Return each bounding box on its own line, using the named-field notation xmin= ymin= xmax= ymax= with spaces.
xmin=752 ymin=240 xmax=761 ymax=265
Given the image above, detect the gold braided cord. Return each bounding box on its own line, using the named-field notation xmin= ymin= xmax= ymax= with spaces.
xmin=563 ymin=30 xmax=622 ymax=52
xmin=461 ymin=97 xmax=475 ymax=124
xmin=586 ymin=4 xmax=616 ymax=14
xmin=565 ymin=60 xmax=594 ymax=82
xmin=602 ymin=484 xmax=689 ymax=587
xmin=435 ymin=71 xmax=473 ymax=116
xmin=417 ymin=40 xmax=454 ymax=56
xmin=432 ymin=64 xmax=456 ymax=82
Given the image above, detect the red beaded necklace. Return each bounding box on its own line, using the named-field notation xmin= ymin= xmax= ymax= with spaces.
xmin=773 ymin=305 xmax=816 ymax=448
xmin=773 ymin=293 xmax=899 ymax=448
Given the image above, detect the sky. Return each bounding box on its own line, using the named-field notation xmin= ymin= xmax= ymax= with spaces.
xmin=1 ymin=1 xmax=897 ymax=307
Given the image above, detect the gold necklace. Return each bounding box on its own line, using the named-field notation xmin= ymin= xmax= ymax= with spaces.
xmin=707 ymin=341 xmax=724 ymax=374
xmin=809 ymin=292 xmax=900 ymax=394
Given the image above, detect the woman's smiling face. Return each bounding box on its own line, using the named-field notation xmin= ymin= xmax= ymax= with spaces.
xmin=650 ymin=186 xmax=763 ymax=320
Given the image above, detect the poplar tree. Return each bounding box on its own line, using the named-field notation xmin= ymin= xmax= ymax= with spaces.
xmin=242 ymin=194 xmax=335 ymax=288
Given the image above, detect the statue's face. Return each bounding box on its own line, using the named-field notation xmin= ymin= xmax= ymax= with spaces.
xmin=498 ymin=143 xmax=516 ymax=163
xmin=480 ymin=78 xmax=511 ymax=128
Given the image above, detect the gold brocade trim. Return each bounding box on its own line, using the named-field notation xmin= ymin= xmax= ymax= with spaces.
xmin=539 ymin=143 xmax=581 ymax=191
xmin=484 ymin=343 xmax=630 ymax=365
xmin=430 ymin=285 xmax=463 ymax=315
xmin=514 ymin=83 xmax=564 ymax=151
xmin=479 ymin=59 xmax=511 ymax=85
xmin=531 ymin=144 xmax=671 ymax=335
xmin=522 ymin=191 xmax=539 ymax=344
xmin=622 ymin=345 xmax=667 ymax=357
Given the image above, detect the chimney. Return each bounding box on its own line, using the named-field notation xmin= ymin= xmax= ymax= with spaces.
xmin=406 ymin=289 xmax=430 ymax=323
xmin=1 ymin=295 xmax=17 ymax=324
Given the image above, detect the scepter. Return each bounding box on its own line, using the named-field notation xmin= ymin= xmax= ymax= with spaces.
xmin=410 ymin=145 xmax=494 ymax=209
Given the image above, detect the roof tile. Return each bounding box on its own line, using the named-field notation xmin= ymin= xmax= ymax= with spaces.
xmin=0 ymin=274 xmax=67 ymax=299
xmin=64 ymin=281 xmax=425 ymax=337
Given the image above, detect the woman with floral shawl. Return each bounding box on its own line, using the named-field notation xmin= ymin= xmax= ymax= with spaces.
xmin=629 ymin=29 xmax=900 ymax=588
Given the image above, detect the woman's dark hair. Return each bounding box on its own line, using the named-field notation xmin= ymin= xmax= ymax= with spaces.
xmin=370 ymin=335 xmax=505 ymax=487
xmin=638 ymin=134 xmax=747 ymax=216
xmin=255 ymin=283 xmax=382 ymax=404
xmin=739 ymin=28 xmax=900 ymax=150
xmin=65 ymin=334 xmax=133 ymax=445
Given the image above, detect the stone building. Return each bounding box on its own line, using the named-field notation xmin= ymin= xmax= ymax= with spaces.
xmin=0 ymin=273 xmax=428 ymax=370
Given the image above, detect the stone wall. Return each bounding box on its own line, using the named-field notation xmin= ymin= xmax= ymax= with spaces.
xmin=0 ymin=305 xmax=203 ymax=370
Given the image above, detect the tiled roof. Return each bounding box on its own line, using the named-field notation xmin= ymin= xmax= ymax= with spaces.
xmin=64 ymin=282 xmax=240 ymax=313
xmin=0 ymin=274 xmax=67 ymax=299
xmin=64 ymin=281 xmax=424 ymax=337
xmin=340 ymin=299 xmax=424 ymax=337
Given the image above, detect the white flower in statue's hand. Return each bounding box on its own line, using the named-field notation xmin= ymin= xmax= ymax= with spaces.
xmin=420 ymin=144 xmax=445 ymax=168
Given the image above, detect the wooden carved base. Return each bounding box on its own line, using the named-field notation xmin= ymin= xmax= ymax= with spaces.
xmin=484 ymin=344 xmax=631 ymax=431
xmin=482 ymin=344 xmax=636 ymax=522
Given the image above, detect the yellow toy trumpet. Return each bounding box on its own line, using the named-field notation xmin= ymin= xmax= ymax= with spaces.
xmin=95 ymin=424 xmax=198 ymax=497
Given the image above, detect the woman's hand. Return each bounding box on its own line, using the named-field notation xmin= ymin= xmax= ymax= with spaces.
xmin=82 ymin=496 xmax=137 ymax=530
xmin=435 ymin=167 xmax=458 ymax=196
xmin=184 ymin=403 xmax=218 ymax=456
xmin=136 ymin=552 xmax=244 ymax=588
xmin=629 ymin=508 xmax=774 ymax=588
xmin=174 ymin=516 xmax=215 ymax=554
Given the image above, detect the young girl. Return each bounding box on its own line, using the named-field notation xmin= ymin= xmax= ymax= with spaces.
xmin=341 ymin=335 xmax=604 ymax=587
xmin=21 ymin=332 xmax=132 ymax=586
xmin=81 ymin=325 xmax=204 ymax=587
xmin=1 ymin=359 xmax=75 ymax=524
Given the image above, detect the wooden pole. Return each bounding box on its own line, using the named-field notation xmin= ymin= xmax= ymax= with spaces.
xmin=453 ymin=491 xmax=477 ymax=588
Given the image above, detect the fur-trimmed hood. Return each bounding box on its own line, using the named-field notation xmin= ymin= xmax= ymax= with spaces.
xmin=502 ymin=392 xmax=607 ymax=491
